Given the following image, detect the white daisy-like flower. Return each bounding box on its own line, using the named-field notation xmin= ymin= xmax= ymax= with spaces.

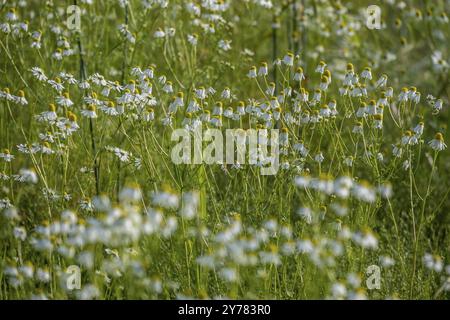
xmin=428 ymin=132 xmax=447 ymax=151
xmin=247 ymin=66 xmax=257 ymax=78
xmin=218 ymin=39 xmax=232 ymax=51
xmin=56 ymin=92 xmax=74 ymax=107
xmin=293 ymin=67 xmax=305 ymax=81
xmin=375 ymin=74 xmax=388 ymax=87
xmin=13 ymin=168 xmax=38 ymax=183
xmin=315 ymin=61 xmax=326 ymax=74
xmin=81 ymin=105 xmax=98 ymax=119
xmin=258 ymin=62 xmax=268 ymax=76
xmin=361 ymin=67 xmax=372 ymax=80
xmin=0 ymin=149 xmax=14 ymax=162
xmin=153 ymin=28 xmax=165 ymax=38
xmin=187 ymin=33 xmax=198 ymax=46
xmin=282 ymin=52 xmax=294 ymax=66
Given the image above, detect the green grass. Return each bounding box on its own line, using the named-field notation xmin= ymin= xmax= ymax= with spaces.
xmin=0 ymin=0 xmax=449 ymax=300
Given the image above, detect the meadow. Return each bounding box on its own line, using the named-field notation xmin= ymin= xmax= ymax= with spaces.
xmin=0 ymin=0 xmax=449 ymax=299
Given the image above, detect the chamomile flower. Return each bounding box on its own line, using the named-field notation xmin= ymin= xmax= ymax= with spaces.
xmin=373 ymin=114 xmax=383 ymax=129
xmin=282 ymin=52 xmax=294 ymax=66
xmin=352 ymin=121 xmax=363 ymax=134
xmin=187 ymin=33 xmax=198 ymax=46
xmin=154 ymin=28 xmax=165 ymax=38
xmin=221 ymin=87 xmax=231 ymax=99
xmin=0 ymin=149 xmax=14 ymax=162
xmin=13 ymin=168 xmax=38 ymax=184
xmin=56 ymin=92 xmax=74 ymax=108
xmin=258 ymin=62 xmax=268 ymax=76
xmin=247 ymin=66 xmax=257 ymax=78
xmin=398 ymin=87 xmax=409 ymax=102
xmin=361 ymin=67 xmax=372 ymax=80
xmin=428 ymin=133 xmax=447 ymax=151
xmin=81 ymin=105 xmax=98 ymax=118
xmin=375 ymin=74 xmax=388 ymax=87
xmin=314 ymin=152 xmax=324 ymax=163
xmin=265 ymin=82 xmax=276 ymax=96
xmin=292 ymin=67 xmax=304 ymax=82
xmin=423 ymin=253 xmax=443 ymax=272
xmin=413 ymin=122 xmax=424 ymax=136
xmin=315 ymin=61 xmax=326 ymax=74
xmin=162 ymin=81 xmax=173 ymax=93
xmin=218 ymin=39 xmax=232 ymax=51
xmin=101 ymin=101 xmax=119 ymax=116
xmin=16 ymin=90 xmax=28 ymax=105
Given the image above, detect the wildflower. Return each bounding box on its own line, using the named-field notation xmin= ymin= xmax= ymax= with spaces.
xmin=262 ymin=83 xmax=275 ymax=97
xmin=151 ymin=189 xmax=179 ymax=209
xmin=282 ymin=52 xmax=294 ymax=66
xmin=379 ymin=256 xmax=395 ymax=267
xmin=293 ymin=142 xmax=309 ymax=157
xmin=40 ymin=142 xmax=54 ymax=155
xmin=315 ymin=61 xmax=326 ymax=74
xmin=31 ymin=67 xmax=47 ymax=82
xmin=154 ymin=28 xmax=165 ymax=38
xmin=413 ymin=122 xmax=424 ymax=136
xmin=81 ymin=105 xmax=98 ymax=118
xmin=375 ymin=74 xmax=388 ymax=87
xmin=297 ymin=207 xmax=312 ymax=224
xmin=319 ymin=104 xmax=331 ymax=117
xmin=313 ymin=89 xmax=321 ymax=102
xmin=218 ymin=39 xmax=232 ymax=51
xmin=213 ymin=101 xmax=223 ymax=116
xmin=314 ymin=152 xmax=324 ymax=163
xmin=398 ymin=87 xmax=409 ymax=102
xmin=187 ymin=33 xmax=198 ymax=45
xmin=373 ymin=114 xmax=383 ymax=129
xmin=401 ymin=131 xmax=417 ymax=146
xmin=180 ymin=191 xmax=199 ymax=219
xmin=247 ymin=66 xmax=257 ymax=78
xmin=298 ymin=88 xmax=309 ymax=102
xmin=236 ymin=101 xmax=245 ymax=115
xmin=361 ymin=67 xmax=372 ymax=80
xmin=258 ymin=62 xmax=268 ymax=76
xmin=219 ymin=268 xmax=238 ymax=282
xmin=112 ymin=147 xmax=131 ymax=162
xmin=101 ymin=101 xmax=119 ymax=116
xmin=221 ymin=87 xmax=231 ymax=99
xmin=344 ymin=156 xmax=353 ymax=167
xmin=6 ymin=8 xmax=18 ymax=22
xmin=142 ymin=107 xmax=155 ymax=121
xmin=293 ymin=67 xmax=305 ymax=82
xmin=162 ymin=81 xmax=173 ymax=93
xmin=119 ymin=183 xmax=142 ymax=202
xmin=210 ymin=116 xmax=222 ymax=127
xmin=0 ymin=149 xmax=14 ymax=162
xmin=79 ymin=198 xmax=94 ymax=211
xmin=423 ymin=253 xmax=443 ymax=272
xmin=353 ymin=228 xmax=378 ymax=248
xmin=328 ymin=99 xmax=338 ymax=115
xmin=56 ymin=92 xmax=74 ymax=108
xmin=13 ymin=168 xmax=38 ymax=183
xmin=319 ymin=76 xmax=329 ymax=90
xmin=331 ymin=283 xmax=347 ymax=299
xmin=36 ymin=268 xmax=51 ymax=283
xmin=16 ymin=90 xmax=28 ymax=105
xmin=352 ymin=121 xmax=363 ymax=134
xmin=402 ymin=160 xmax=410 ymax=170
xmin=269 ymin=96 xmax=279 ymax=109
xmin=433 ymin=99 xmax=443 ymax=113
xmin=392 ymin=144 xmax=403 ymax=157
xmin=0 ymin=198 xmax=12 ymax=209
xmin=428 ymin=133 xmax=447 ymax=151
